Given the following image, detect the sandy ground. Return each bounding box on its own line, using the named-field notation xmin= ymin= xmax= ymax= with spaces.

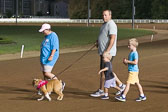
xmin=0 ymin=26 xmax=168 ymax=112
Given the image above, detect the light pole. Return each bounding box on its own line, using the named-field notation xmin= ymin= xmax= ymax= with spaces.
xmin=3 ymin=0 xmax=6 ymax=14
xmin=87 ymin=0 xmax=91 ymax=27
xmin=132 ymin=0 xmax=135 ymax=29
xmin=16 ymin=0 xmax=18 ymax=24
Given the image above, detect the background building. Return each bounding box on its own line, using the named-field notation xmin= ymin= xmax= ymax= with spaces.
xmin=0 ymin=0 xmax=15 ymax=17
xmin=53 ymin=0 xmax=68 ymax=18
xmin=0 ymin=0 xmax=69 ymax=18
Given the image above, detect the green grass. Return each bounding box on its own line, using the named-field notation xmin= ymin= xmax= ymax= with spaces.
xmin=0 ymin=26 xmax=154 ymax=54
xmin=0 ymin=37 xmax=16 ymax=44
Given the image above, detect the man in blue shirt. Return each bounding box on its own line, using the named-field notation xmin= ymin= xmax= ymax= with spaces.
xmin=39 ymin=23 xmax=59 ymax=80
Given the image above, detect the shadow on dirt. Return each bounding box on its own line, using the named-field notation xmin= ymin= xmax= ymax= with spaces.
xmin=0 ymin=85 xmax=37 ymax=100
xmin=142 ymin=80 xmax=168 ymax=94
xmin=0 ymin=85 xmax=121 ymax=102
xmin=0 ymin=86 xmax=35 ymax=94
xmin=63 ymin=86 xmax=97 ymax=100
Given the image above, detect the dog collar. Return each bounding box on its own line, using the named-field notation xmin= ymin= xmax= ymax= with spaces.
xmin=37 ymin=80 xmax=48 ymax=90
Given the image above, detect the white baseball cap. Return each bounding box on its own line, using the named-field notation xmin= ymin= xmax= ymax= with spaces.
xmin=39 ymin=23 xmax=51 ymax=32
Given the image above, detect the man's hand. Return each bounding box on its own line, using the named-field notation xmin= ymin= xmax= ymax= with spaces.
xmin=103 ymin=51 xmax=110 ymax=56
xmin=95 ymin=40 xmax=98 ymax=48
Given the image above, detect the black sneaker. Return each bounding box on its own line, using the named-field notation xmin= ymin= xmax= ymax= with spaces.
xmin=136 ymin=96 xmax=147 ymax=102
xmin=101 ymin=95 xmax=109 ymax=100
xmin=115 ymin=95 xmax=126 ymax=102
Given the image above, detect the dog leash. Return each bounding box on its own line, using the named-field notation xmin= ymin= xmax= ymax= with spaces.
xmin=57 ymin=43 xmax=96 ymax=76
xmin=31 ymin=44 xmax=96 ymax=98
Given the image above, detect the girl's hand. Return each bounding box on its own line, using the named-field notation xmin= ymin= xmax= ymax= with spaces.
xmin=48 ymin=56 xmax=53 ymax=61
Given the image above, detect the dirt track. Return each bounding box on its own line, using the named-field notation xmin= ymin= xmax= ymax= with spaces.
xmin=0 ymin=26 xmax=168 ymax=112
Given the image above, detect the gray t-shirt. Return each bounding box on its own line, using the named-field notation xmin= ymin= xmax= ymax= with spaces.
xmin=98 ymin=20 xmax=117 ymax=56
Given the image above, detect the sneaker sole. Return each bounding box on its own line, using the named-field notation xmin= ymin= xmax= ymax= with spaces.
xmin=136 ymin=97 xmax=147 ymax=102
xmin=101 ymin=98 xmax=109 ymax=100
xmin=115 ymin=97 xmax=126 ymax=102
xmin=90 ymin=94 xmax=102 ymax=97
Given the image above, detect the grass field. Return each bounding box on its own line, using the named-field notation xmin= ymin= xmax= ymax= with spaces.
xmin=0 ymin=26 xmax=154 ymax=54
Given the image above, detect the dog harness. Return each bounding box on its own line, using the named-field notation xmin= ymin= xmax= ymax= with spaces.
xmin=37 ymin=80 xmax=48 ymax=90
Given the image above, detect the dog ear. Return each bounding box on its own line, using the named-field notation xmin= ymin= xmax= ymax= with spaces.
xmin=32 ymin=78 xmax=39 ymax=86
xmin=32 ymin=79 xmax=35 ymax=86
xmin=33 ymin=78 xmax=37 ymax=81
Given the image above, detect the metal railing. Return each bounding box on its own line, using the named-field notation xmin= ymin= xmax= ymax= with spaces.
xmin=0 ymin=18 xmax=168 ymax=23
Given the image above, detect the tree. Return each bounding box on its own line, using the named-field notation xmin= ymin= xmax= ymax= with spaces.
xmin=151 ymin=0 xmax=168 ymax=19
xmin=68 ymin=0 xmax=88 ymax=19
xmin=135 ymin=0 xmax=152 ymax=19
xmin=110 ymin=0 xmax=132 ymax=19
xmin=90 ymin=0 xmax=107 ymax=19
xmin=68 ymin=0 xmax=168 ymax=19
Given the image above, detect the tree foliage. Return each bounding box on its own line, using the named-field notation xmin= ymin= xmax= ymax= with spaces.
xmin=151 ymin=0 xmax=168 ymax=19
xmin=68 ymin=0 xmax=168 ymax=19
xmin=68 ymin=0 xmax=88 ymax=19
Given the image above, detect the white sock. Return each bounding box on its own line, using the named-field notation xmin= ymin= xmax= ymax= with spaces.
xmin=119 ymin=84 xmax=123 ymax=88
xmin=122 ymin=94 xmax=126 ymax=98
xmin=104 ymin=93 xmax=108 ymax=97
xmin=99 ymin=89 xmax=104 ymax=92
xmin=140 ymin=94 xmax=144 ymax=97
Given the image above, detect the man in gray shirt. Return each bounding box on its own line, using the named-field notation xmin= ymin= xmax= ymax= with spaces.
xmin=90 ymin=10 xmax=125 ymax=97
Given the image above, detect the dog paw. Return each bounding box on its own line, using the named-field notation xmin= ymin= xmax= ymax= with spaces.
xmin=57 ymin=97 xmax=63 ymax=101
xmin=37 ymin=96 xmax=45 ymax=101
xmin=37 ymin=99 xmax=42 ymax=101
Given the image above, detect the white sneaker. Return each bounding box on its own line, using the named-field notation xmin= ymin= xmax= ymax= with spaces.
xmin=120 ymin=84 xmax=126 ymax=91
xmin=90 ymin=89 xmax=104 ymax=97
xmin=115 ymin=90 xmax=122 ymax=95
xmin=115 ymin=84 xmax=126 ymax=95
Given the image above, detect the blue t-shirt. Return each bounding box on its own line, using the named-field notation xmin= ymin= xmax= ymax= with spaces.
xmin=128 ymin=51 xmax=139 ymax=72
xmin=40 ymin=32 xmax=59 ymax=66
